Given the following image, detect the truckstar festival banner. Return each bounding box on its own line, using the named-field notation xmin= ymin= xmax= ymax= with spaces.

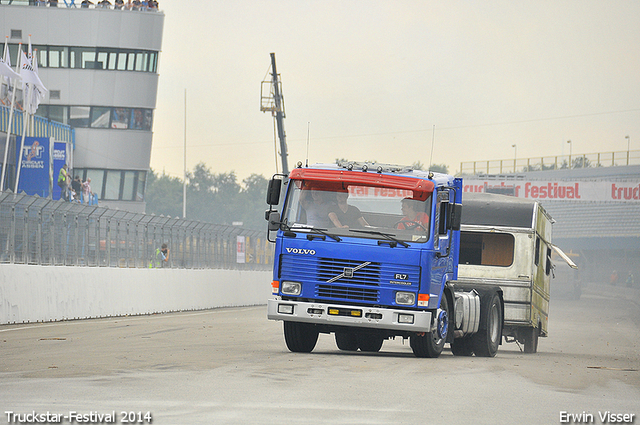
xmin=463 ymin=179 xmax=640 ymax=202
xmin=15 ymin=138 xmax=70 ymax=200
xmin=15 ymin=137 xmax=51 ymax=197
xmin=52 ymin=141 xmax=70 ymax=201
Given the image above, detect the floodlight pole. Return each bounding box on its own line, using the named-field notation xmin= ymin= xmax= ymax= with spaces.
xmin=183 ymin=88 xmax=187 ymax=219
xmin=270 ymin=53 xmax=289 ymax=175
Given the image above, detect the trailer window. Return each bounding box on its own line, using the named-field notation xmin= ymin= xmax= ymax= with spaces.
xmin=460 ymin=231 xmax=514 ymax=267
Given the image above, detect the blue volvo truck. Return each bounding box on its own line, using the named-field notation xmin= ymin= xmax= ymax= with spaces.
xmin=265 ymin=161 xmax=507 ymax=358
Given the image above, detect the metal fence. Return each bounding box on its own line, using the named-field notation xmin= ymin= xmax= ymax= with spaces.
xmin=459 ymin=149 xmax=640 ymax=175
xmin=0 ymin=191 xmax=273 ymax=270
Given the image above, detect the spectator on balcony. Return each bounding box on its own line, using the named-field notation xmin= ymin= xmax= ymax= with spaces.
xmin=81 ymin=0 xmax=93 ymax=7
xmin=114 ymin=0 xmax=124 ymax=9
xmin=57 ymin=164 xmax=69 ymax=201
xmin=82 ymin=177 xmax=93 ymax=204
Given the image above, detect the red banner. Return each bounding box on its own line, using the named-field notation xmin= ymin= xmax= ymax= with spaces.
xmin=462 ymin=179 xmax=640 ymax=202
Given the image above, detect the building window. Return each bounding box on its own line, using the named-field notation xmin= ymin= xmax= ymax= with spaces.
xmin=70 ymin=106 xmax=90 ymax=127
xmin=104 ymin=170 xmax=122 ymax=200
xmin=70 ymin=47 xmax=97 ymax=69
xmin=49 ymin=46 xmax=69 ymax=68
xmin=40 ymin=105 xmax=152 ymax=130
xmin=85 ymin=169 xmax=105 ymax=199
xmin=111 ymin=108 xmax=130 ymax=129
xmin=136 ymin=172 xmax=146 ymax=201
xmin=76 ymin=168 xmax=146 ymax=202
xmin=33 ymin=45 xmax=47 ymax=67
xmin=130 ymin=108 xmax=146 ymax=130
xmin=91 ymin=107 xmax=111 ymax=128
xmin=126 ymin=52 xmax=136 ymax=71
xmin=122 ymin=171 xmax=136 ymax=201
xmin=9 ymin=44 xmax=158 ymax=73
xmin=117 ymin=52 xmax=127 ymax=70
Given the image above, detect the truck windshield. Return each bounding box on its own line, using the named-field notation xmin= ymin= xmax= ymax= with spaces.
xmin=281 ymin=180 xmax=432 ymax=243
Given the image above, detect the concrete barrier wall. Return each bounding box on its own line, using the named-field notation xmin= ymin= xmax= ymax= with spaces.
xmin=0 ymin=264 xmax=272 ymax=325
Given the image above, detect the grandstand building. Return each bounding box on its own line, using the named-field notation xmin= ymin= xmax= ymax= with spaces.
xmin=0 ymin=2 xmax=164 ymax=213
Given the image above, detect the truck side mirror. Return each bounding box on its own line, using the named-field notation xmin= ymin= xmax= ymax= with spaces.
xmin=267 ymin=210 xmax=281 ymax=231
xmin=449 ymin=203 xmax=462 ymax=231
xmin=266 ymin=178 xmax=282 ymax=206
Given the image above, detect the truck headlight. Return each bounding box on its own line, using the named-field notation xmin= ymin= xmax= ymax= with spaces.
xmin=395 ymin=291 xmax=416 ymax=306
xmin=281 ymin=281 xmax=302 ymax=296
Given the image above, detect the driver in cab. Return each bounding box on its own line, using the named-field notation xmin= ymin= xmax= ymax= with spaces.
xmin=397 ymin=198 xmax=429 ymax=230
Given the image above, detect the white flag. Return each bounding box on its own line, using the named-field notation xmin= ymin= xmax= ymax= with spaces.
xmin=0 ymin=59 xmax=20 ymax=81
xmin=19 ymin=51 xmax=48 ymax=114
xmin=0 ymin=39 xmax=20 ymax=82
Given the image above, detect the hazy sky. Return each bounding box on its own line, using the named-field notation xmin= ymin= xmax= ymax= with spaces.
xmin=151 ymin=0 xmax=640 ymax=181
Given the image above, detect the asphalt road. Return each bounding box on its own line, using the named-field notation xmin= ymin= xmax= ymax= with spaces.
xmin=1 ymin=284 xmax=639 ymax=425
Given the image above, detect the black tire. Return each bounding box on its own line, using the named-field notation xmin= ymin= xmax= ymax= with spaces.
xmin=410 ymin=294 xmax=449 ymax=358
xmin=335 ymin=332 xmax=359 ymax=351
xmin=356 ymin=334 xmax=384 ymax=352
xmin=451 ymin=336 xmax=474 ymax=356
xmin=283 ymin=321 xmax=319 ymax=353
xmin=523 ymin=326 xmax=539 ymax=354
xmin=471 ymin=293 xmax=502 ymax=357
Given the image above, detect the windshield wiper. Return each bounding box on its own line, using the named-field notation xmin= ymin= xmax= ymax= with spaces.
xmin=307 ymin=227 xmax=341 ymax=242
xmin=349 ymin=229 xmax=409 ymax=248
xmin=286 ymin=223 xmax=341 ymax=242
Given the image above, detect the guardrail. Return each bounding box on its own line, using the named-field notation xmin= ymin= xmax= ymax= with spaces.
xmin=460 ymin=150 xmax=639 ymax=175
xmin=0 ymin=191 xmax=272 ymax=270
xmin=1 ymin=105 xmax=75 ymax=145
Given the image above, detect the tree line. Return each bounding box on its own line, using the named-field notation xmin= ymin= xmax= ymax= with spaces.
xmin=144 ymin=161 xmax=449 ymax=231
xmin=145 ymin=163 xmax=269 ymax=231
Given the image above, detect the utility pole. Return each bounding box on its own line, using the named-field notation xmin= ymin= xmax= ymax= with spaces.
xmin=626 ymin=135 xmax=630 ymax=166
xmin=261 ymin=53 xmax=289 ymax=175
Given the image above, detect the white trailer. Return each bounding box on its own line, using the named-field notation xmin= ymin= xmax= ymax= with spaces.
xmin=456 ymin=192 xmax=576 ymax=353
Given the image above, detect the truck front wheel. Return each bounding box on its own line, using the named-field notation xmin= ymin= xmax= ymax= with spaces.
xmin=471 ymin=293 xmax=502 ymax=357
xmin=357 ymin=334 xmax=384 ymax=352
xmin=410 ymin=295 xmax=449 ymax=358
xmin=335 ymin=332 xmax=358 ymax=351
xmin=284 ymin=321 xmax=319 ymax=353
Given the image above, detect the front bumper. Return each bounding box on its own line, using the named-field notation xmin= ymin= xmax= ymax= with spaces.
xmin=267 ymin=298 xmax=433 ymax=332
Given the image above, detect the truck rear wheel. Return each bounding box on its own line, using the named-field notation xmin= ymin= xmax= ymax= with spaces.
xmin=471 ymin=293 xmax=502 ymax=357
xmin=451 ymin=336 xmax=474 ymax=356
xmin=335 ymin=332 xmax=358 ymax=351
xmin=410 ymin=295 xmax=449 ymax=358
xmin=523 ymin=326 xmax=539 ymax=354
xmin=283 ymin=321 xmax=319 ymax=353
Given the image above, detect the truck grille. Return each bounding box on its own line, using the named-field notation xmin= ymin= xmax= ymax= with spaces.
xmin=316 ymin=284 xmax=379 ymax=302
xmin=317 ymin=258 xmax=381 ymax=286
xmin=279 ymin=254 xmax=419 ymax=305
